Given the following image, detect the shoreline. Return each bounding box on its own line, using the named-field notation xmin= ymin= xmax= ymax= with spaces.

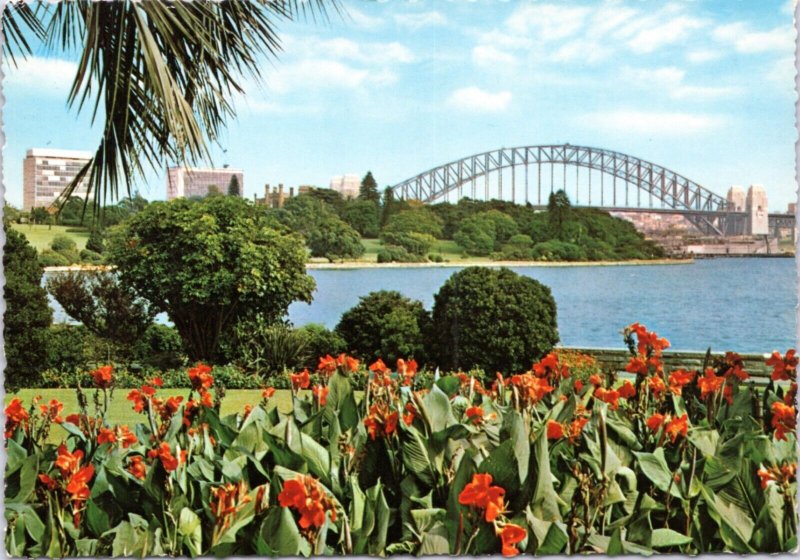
xmin=44 ymin=259 xmax=695 ymax=274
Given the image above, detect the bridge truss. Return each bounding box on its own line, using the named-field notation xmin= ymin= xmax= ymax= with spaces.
xmin=390 ymin=144 xmax=747 ymax=236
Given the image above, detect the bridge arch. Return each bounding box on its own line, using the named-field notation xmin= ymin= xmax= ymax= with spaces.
xmin=388 ymin=144 xmax=732 ymax=235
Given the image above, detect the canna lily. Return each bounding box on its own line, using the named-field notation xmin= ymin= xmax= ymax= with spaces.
xmin=90 ymin=365 xmax=113 ymax=389
xmin=618 ymin=380 xmax=636 ymax=399
xmin=363 ymin=404 xmax=399 ymax=440
xmin=498 ymin=523 xmax=527 ymax=557
xmin=128 ymin=456 xmax=147 ymax=480
xmin=668 ymin=369 xmax=695 ymax=396
xmin=39 ymin=399 xmax=64 ymax=424
xmin=698 ymin=368 xmax=725 ymax=400
xmin=458 ymin=473 xmax=506 ymax=522
xmin=336 ymin=353 xmax=360 ymax=373
xmin=262 ymin=387 xmax=276 ymax=399
xmin=312 ymin=385 xmax=329 ymax=407
xmin=546 ymin=420 xmax=565 ymax=440
xmin=646 ymin=413 xmax=665 ymax=433
xmin=647 ymin=375 xmax=666 ymax=396
xmin=368 ymin=359 xmax=389 ymax=375
xmin=771 ymin=402 xmax=796 ymax=441
xmin=397 ymin=358 xmax=418 ymax=385
xmin=594 ymin=387 xmax=620 ymax=410
xmin=4 ymin=398 xmax=29 ymax=438
xmin=278 ymin=474 xmax=337 ymax=529
xmin=291 ymin=369 xmax=311 ymax=391
xmin=465 ymin=406 xmax=484 ymax=425
xmin=665 ymin=413 xmax=689 ymax=443
xmin=188 ymin=363 xmax=214 ymax=391
xmin=318 ymin=354 xmax=338 ymax=375
xmin=148 ymin=442 xmax=183 ymax=472
xmin=568 ymin=417 xmax=589 ymax=444
xmin=767 ymin=349 xmax=798 ymax=382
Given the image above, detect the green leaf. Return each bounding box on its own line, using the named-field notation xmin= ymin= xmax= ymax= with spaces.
xmin=650 ymin=528 xmax=693 ymax=548
xmin=607 ymin=527 xmax=624 ymax=555
xmin=435 ymin=375 xmax=462 ymax=398
xmin=10 ymin=455 xmax=38 ymax=504
xmin=178 ymin=507 xmax=203 ymax=557
xmin=531 ymin=433 xmax=563 ymax=521
xmin=507 ymin=411 xmax=530 ymax=484
xmin=633 ymin=447 xmax=682 ymax=499
xmin=687 ymin=427 xmax=719 ymax=458
xmin=400 ymin=425 xmax=437 ymax=487
xmin=257 ymin=507 xmax=311 ymax=557
xmin=422 ymin=385 xmax=457 ymax=432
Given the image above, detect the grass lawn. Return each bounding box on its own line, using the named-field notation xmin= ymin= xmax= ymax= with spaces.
xmin=6 ymin=388 xmax=294 ymax=443
xmin=359 ymin=237 xmax=491 ymax=264
xmin=11 ymin=223 xmax=90 ymax=252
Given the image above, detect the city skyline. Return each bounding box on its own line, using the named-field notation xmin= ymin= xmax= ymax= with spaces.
xmin=3 ymin=0 xmax=796 ymax=209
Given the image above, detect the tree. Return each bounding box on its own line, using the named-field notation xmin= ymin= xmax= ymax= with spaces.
xmin=341 ymin=199 xmax=380 ymax=238
xmin=227 ymin=175 xmax=241 ymax=197
xmin=106 ymin=196 xmax=315 ymax=360
xmin=307 ymin=217 xmax=365 ymax=262
xmin=454 ymin=210 xmax=520 ymax=256
xmin=4 ymin=203 xmax=21 ymax=225
xmin=207 ymin=184 xmax=222 ymax=197
xmin=3 ymin=1 xmax=336 ymax=209
xmin=3 ymin=225 xmax=52 ymax=389
xmin=46 ymin=271 xmax=156 ymax=360
xmin=86 ymin=229 xmax=105 ymax=254
xmin=335 ymin=291 xmax=431 ymax=365
xmin=30 ymin=207 xmax=49 ymax=224
xmin=431 ymin=267 xmax=559 ymax=374
xmin=547 ymin=190 xmax=572 ymax=239
xmin=380 ymin=186 xmax=396 ymax=227
xmin=359 ymin=171 xmax=380 ymax=203
xmin=383 ymin=207 xmax=444 ymax=238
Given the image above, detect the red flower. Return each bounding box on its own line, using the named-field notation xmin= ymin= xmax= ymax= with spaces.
xmin=618 ymin=380 xmax=636 ymax=399
xmin=498 ymin=523 xmax=527 ymax=557
xmin=646 ymin=413 xmax=665 ymax=433
xmin=148 ymin=442 xmax=182 ymax=472
xmin=199 ymin=389 xmax=213 ymax=408
xmin=568 ymin=417 xmax=588 ymax=443
xmin=312 ymin=385 xmax=329 ymax=407
xmin=262 ymin=387 xmax=276 ymax=399
xmin=127 ymin=456 xmax=147 ymax=480
xmin=211 ymin=480 xmax=252 ymax=527
xmin=665 ymin=413 xmax=689 ymax=443
xmin=55 ymin=444 xmax=84 ymax=479
xmin=160 ymin=396 xmax=184 ymax=421
xmin=594 ymin=387 xmax=620 ymax=410
xmin=767 ymin=349 xmax=798 ymax=381
xmin=291 ymin=369 xmax=311 ymax=391
xmin=188 ymin=363 xmax=214 ymax=391
xmin=39 ymin=399 xmax=64 ymax=424
xmin=5 ymin=398 xmax=29 ymax=438
xmin=97 ymin=428 xmax=117 ymax=445
xmin=625 ymin=356 xmax=649 ymax=376
xmin=509 ymin=374 xmax=554 ymax=406
xmin=403 ymin=402 xmax=417 ymax=426
xmin=278 ymin=474 xmax=337 ymax=529
xmin=90 ymin=365 xmax=113 ymax=389
xmin=771 ymin=402 xmax=796 ymax=441
xmin=648 ymin=375 xmax=666 ymax=396
xmin=336 ymin=353 xmax=359 ymax=373
xmin=757 ymin=468 xmax=776 ymax=489
xmin=458 ymin=473 xmax=506 ymax=522
xmin=397 ymin=358 xmax=418 ymax=386
xmin=668 ymin=369 xmax=695 ymax=396
xmin=698 ymin=368 xmax=725 ymax=400
xmin=363 ymin=404 xmax=399 ymax=440
xmin=546 ymin=420 xmax=565 ymax=440
xmin=150 ymin=376 xmax=164 ymax=387
xmin=465 ymin=406 xmax=484 ymax=425
xmin=574 ymin=379 xmax=584 ymax=392
xmin=369 ymin=359 xmax=388 ymax=374
xmin=318 ymin=355 xmax=338 ymax=375
xmin=38 ymin=473 xmax=58 ymax=490
xmin=588 ymin=374 xmax=603 ymax=387
xmin=784 ymin=382 xmax=797 ymax=406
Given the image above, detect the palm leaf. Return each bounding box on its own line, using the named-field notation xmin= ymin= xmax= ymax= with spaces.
xmin=1 ymin=1 xmax=46 ymax=66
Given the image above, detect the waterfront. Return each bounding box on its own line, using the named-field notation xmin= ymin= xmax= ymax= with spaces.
xmin=46 ymin=258 xmax=796 ymax=353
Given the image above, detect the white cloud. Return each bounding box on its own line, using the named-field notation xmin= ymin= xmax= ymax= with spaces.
xmin=316 ymin=38 xmax=414 ymax=64
xmin=625 ymin=14 xmax=707 ymax=54
xmin=686 ymin=49 xmax=723 ymax=64
xmin=447 ymin=87 xmax=512 ymax=112
xmin=343 ymin=6 xmax=383 ymax=29
xmin=782 ymin=0 xmax=797 ymax=15
xmin=5 ymin=57 xmax=77 ymax=95
xmin=582 ymin=110 xmax=725 ymax=136
xmin=712 ymin=23 xmax=794 ymax=53
xmin=505 ymin=4 xmax=591 ymax=41
xmin=472 ymin=45 xmax=517 ymax=68
xmin=267 ymin=59 xmax=369 ymax=94
xmin=766 ymin=55 xmax=796 ymax=89
xmin=622 ymin=66 xmax=741 ymax=100
xmin=393 ymin=11 xmax=447 ymax=30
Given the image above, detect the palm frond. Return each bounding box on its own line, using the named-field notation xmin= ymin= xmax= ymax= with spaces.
xmin=1 ymin=1 xmax=46 ymax=66
xmin=44 ymin=0 xmax=339 ymax=212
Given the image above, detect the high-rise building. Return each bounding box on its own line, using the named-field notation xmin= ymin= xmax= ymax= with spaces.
xmin=166 ymin=167 xmax=244 ymax=200
xmin=23 ymin=148 xmax=92 ymax=210
xmin=329 ymin=174 xmax=360 ymax=199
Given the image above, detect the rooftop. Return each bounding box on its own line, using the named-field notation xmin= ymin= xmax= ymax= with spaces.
xmin=26 ymin=148 xmax=93 ymax=159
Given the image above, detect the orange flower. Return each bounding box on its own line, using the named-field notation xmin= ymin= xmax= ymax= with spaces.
xmin=767 ymin=349 xmax=798 ymax=381
xmin=458 ymin=473 xmax=506 ymax=522
xmin=128 ymin=456 xmax=147 ymax=480
xmin=626 ymin=323 xmax=670 ymax=357
xmin=38 ymin=473 xmax=58 ymax=490
xmin=397 ymin=358 xmax=418 ymax=386
xmin=574 ymin=379 xmax=584 ymax=392
xmin=127 ymin=386 xmax=155 ymax=413
xmin=668 ymin=369 xmax=695 ymax=396
xmin=698 ymin=368 xmax=725 ymax=400
xmin=278 ymin=474 xmax=337 ymax=529
xmin=148 ymin=442 xmax=182 ymax=472
xmin=160 ymin=395 xmax=184 ymax=421
xmin=625 ymin=356 xmax=649 ymax=376
xmin=318 ymin=354 xmax=338 ymax=375
xmin=594 ymin=387 xmax=620 ymax=410
xmin=291 ymin=369 xmax=311 ymax=391
xmin=188 ymin=363 xmax=214 ymax=391
xmin=199 ymin=389 xmax=213 ymax=408
xmin=90 ymin=365 xmax=113 ymax=389
xmin=336 ymin=353 xmax=360 ymax=373
xmin=211 ymin=480 xmax=252 ymax=526
xmin=588 ymin=374 xmax=603 ymax=387
xmin=4 ymin=398 xmax=29 ymax=438
xmin=646 ymin=413 xmax=665 ymax=433
xmin=363 ymin=404 xmax=399 ymax=440
xmin=771 ymin=402 xmax=796 ymax=441
xmin=546 ymin=420 xmax=565 ymax=440
xmin=369 ymin=359 xmax=388 ymax=375
xmin=403 ymin=402 xmax=417 ymax=426
xmin=533 ymin=353 xmax=569 ymax=381
xmin=665 ymin=413 xmax=689 ymax=443
xmin=722 ymin=352 xmax=749 ymax=381
xmin=648 ymin=375 xmax=666 ymax=396
xmin=498 ymin=523 xmax=527 ymax=557
xmin=465 ymin=406 xmax=484 ymax=425
xmin=757 ymin=468 xmax=776 ymax=489
xmin=510 ymin=374 xmax=554 ymax=406
xmin=39 ymin=399 xmax=64 ymax=424
xmin=55 ymin=444 xmax=84 ymax=479
xmin=567 ymin=417 xmax=588 ymax=444
xmin=150 ymin=376 xmax=164 ymax=387
xmin=784 ymin=382 xmax=797 ymax=406
xmin=97 ymin=428 xmax=117 ymax=445
xmin=618 ymin=380 xmax=636 ymax=399
xmin=312 ymin=385 xmax=329 ymax=407
xmin=262 ymin=387 xmax=276 ymax=399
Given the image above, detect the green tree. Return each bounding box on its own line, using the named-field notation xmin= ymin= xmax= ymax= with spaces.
xmin=4 ymin=203 xmax=21 ymax=225
xmin=453 ymin=216 xmax=496 ymax=256
xmin=358 ymin=171 xmax=380 ymax=203
xmin=207 ymin=184 xmax=222 ymax=197
xmin=307 ymin=217 xmax=365 ymax=262
xmin=3 ymin=1 xmax=336 ymax=209
xmin=46 ymin=271 xmax=155 ymax=361
xmin=380 ymin=186 xmax=396 ymax=227
xmin=106 ymin=196 xmax=315 ymax=360
xmin=335 ymin=290 xmax=431 ymax=365
xmin=431 ymin=267 xmax=559 ymax=374
xmin=381 ymin=231 xmax=435 ymax=256
xmin=227 ymin=175 xmax=241 ymax=197
xmin=341 ymin=199 xmax=380 ymax=238
xmin=3 ymin=225 xmax=52 ymax=390
xmin=547 ymin=190 xmax=572 ymax=239
xmin=383 ymin=207 xmax=444 ymax=238
xmin=50 ymin=234 xmax=80 ymax=264
xmin=30 ymin=207 xmax=49 ymax=224
xmin=86 ymin=229 xmax=105 ymax=254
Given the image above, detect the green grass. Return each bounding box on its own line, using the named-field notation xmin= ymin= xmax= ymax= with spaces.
xmin=5 ymin=388 xmax=294 ymax=443
xmin=11 ymin=224 xmax=90 ymax=252
xmin=359 ymin=237 xmax=491 ymax=264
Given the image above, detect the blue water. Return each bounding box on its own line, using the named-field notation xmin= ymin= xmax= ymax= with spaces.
xmin=287 ymin=258 xmax=797 ymax=354
xmin=46 ymin=258 xmax=797 ymax=353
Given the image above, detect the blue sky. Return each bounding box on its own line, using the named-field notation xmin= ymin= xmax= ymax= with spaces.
xmin=3 ymin=0 xmax=797 ymax=210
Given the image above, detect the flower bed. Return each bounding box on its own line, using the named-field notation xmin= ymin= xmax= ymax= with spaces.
xmin=4 ymin=324 xmax=797 ymax=556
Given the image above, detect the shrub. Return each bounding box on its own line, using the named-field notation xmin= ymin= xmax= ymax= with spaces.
xmin=531 ymin=239 xmax=587 ymax=261
xmin=38 ymin=249 xmax=70 ymax=267
xmin=295 ymin=324 xmax=347 ymax=369
xmin=44 ymin=325 xmax=99 ymax=375
xmin=306 ymin=218 xmax=365 ymax=262
xmin=383 ymin=207 xmax=444 ymax=238
xmin=79 ymin=249 xmax=104 ymax=264
xmin=232 ymin=318 xmax=310 ymax=377
xmin=336 ymin=290 xmax=431 ymax=365
xmin=4 ymin=226 xmax=52 ymax=389
xmin=85 ymin=229 xmax=105 ymax=253
xmin=131 ymin=324 xmax=186 ymax=370
xmin=50 ymin=234 xmax=78 ymax=253
xmin=380 ymin=231 xmax=435 ymax=256
xmin=431 ymin=267 xmax=559 ymax=374
xmin=376 ymin=246 xmax=426 ymax=263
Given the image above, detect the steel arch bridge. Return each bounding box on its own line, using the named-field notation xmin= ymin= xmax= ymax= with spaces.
xmin=389 ymin=144 xmax=766 ymax=236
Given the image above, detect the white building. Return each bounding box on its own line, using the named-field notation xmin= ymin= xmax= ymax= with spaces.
xmin=329 ymin=174 xmax=361 ymax=199
xmin=166 ymin=167 xmax=244 ymax=200
xmin=23 ymin=148 xmax=92 ymax=210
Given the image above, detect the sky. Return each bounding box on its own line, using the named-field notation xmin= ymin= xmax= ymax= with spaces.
xmin=3 ymin=0 xmax=798 ymax=210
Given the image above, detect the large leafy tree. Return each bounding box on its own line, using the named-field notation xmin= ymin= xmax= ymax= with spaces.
xmin=2 ymin=1 xmax=336 ymax=210
xmin=3 ymin=226 xmax=52 ymax=390
xmin=106 ymin=196 xmax=315 ymax=360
